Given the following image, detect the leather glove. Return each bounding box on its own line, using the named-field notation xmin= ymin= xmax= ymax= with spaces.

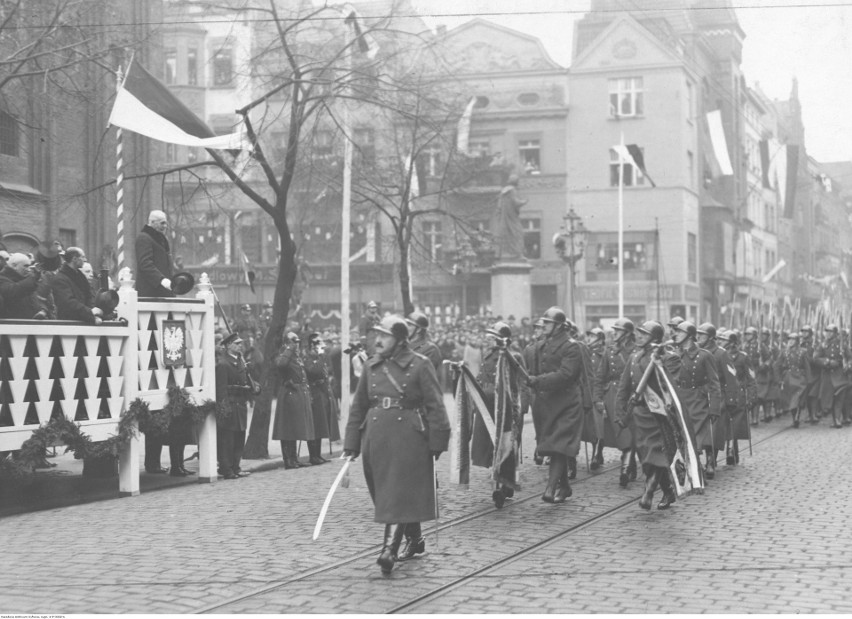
xmin=614 ymin=417 xmax=627 ymax=429
xmin=343 ymin=449 xmax=359 ymax=459
xmin=431 ymin=450 xmax=442 ymax=461
xmin=160 ymin=278 xmax=172 ymax=291
xmin=594 ymin=401 xmax=605 ymax=414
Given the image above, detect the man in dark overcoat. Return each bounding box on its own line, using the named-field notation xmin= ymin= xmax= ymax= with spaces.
xmin=718 ymin=329 xmax=755 ymax=466
xmin=343 ymin=315 xmax=450 ymax=575
xmin=615 ymin=320 xmax=678 ymax=510
xmin=594 ymin=318 xmax=637 ymax=485
xmin=570 ymin=320 xmax=595 ymax=481
xmin=273 ymin=332 xmax=315 ymax=469
xmin=677 ymin=322 xmax=722 ymax=481
xmin=813 ymin=324 xmax=848 ymax=428
xmin=527 ymin=306 xmax=583 ymax=504
xmin=135 ymin=210 xmax=175 ymax=298
xmin=215 ymin=333 xmax=255 ymax=479
xmin=523 ymin=318 xmax=544 ymax=464
xmin=406 ymin=311 xmax=443 ymax=371
xmin=800 ymin=325 xmax=820 ymax=423
xmin=51 ymin=248 xmax=103 ymax=324
xmin=0 ymin=253 xmax=48 ymax=319
xmin=304 ymin=332 xmax=340 ymax=465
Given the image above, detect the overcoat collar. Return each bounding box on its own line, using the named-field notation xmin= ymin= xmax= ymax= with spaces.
xmin=369 ymin=344 xmax=416 ymax=369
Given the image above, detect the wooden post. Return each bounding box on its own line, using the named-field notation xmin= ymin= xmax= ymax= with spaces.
xmin=117 ymin=271 xmax=140 ymax=496
xmin=196 ymin=274 xmax=218 ymax=483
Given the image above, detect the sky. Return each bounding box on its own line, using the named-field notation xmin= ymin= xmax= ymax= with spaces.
xmin=412 ymin=0 xmax=852 ymax=164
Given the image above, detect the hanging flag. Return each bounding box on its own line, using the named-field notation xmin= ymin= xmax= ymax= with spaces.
xmin=343 ymin=6 xmax=379 ymax=59
xmin=759 ymin=140 xmax=772 ymax=188
xmin=241 ymin=251 xmax=256 ymax=294
xmin=706 ymin=110 xmax=734 ymax=176
xmin=456 ymin=97 xmax=476 ymax=154
xmin=761 ymin=258 xmax=787 ymax=284
xmin=783 ymin=144 xmax=799 ymax=219
xmin=612 ymin=144 xmax=657 ymax=187
xmin=108 ymin=60 xmax=246 ymax=149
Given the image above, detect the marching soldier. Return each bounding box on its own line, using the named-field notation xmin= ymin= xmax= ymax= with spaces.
xmin=527 ymin=307 xmax=583 ymax=503
xmin=343 ymin=315 xmax=450 ymax=575
xmin=593 ymin=318 xmax=637 ymax=486
xmin=718 ymin=330 xmax=755 ymax=466
xmin=304 ymin=333 xmax=341 ymax=465
xmin=568 ymin=319 xmax=595 ymax=480
xmin=813 ymin=324 xmax=848 ymax=429
xmin=800 ymin=326 xmax=820 ymax=424
xmin=471 ymin=321 xmax=529 ymax=507
xmin=614 ymin=321 xmax=678 ymax=510
xmin=406 ymin=311 xmax=443 ymax=371
xmin=742 ymin=327 xmax=768 ymax=425
xmin=676 ymin=322 xmax=722 ymax=482
xmin=524 ymin=318 xmax=545 ymax=465
xmin=273 ymin=332 xmax=315 ymax=469
xmin=778 ymin=332 xmax=809 ymax=427
xmin=585 ymin=327 xmax=608 ymax=472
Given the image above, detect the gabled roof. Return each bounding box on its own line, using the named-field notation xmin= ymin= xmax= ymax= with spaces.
xmin=571 ymin=13 xmax=684 ymax=71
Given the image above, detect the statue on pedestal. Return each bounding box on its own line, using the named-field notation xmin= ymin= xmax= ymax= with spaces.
xmin=493 ymin=174 xmax=527 ymax=261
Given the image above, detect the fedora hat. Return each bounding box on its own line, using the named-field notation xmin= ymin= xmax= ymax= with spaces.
xmin=171 ymin=271 xmax=195 ymax=295
xmin=94 ymin=289 xmax=119 ymax=314
xmin=34 ymin=243 xmax=62 ymax=271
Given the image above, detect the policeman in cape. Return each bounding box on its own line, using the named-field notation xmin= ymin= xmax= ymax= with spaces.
xmin=343 ymin=316 xmax=450 ymax=575
xmin=593 ymin=318 xmax=638 ymax=485
xmin=813 ymin=323 xmax=848 ymax=428
xmin=471 ymin=321 xmax=529 ymax=508
xmin=679 ymin=322 xmax=722 ymax=482
xmin=527 ymin=306 xmax=583 ymax=503
xmin=614 ymin=320 xmax=678 ymax=510
xmin=406 ymin=311 xmax=442 ymax=371
xmin=717 ymin=329 xmax=755 ymax=467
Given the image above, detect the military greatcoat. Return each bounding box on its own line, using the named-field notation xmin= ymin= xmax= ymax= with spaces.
xmin=676 ymin=345 xmax=722 ymax=450
xmin=701 ymin=341 xmax=735 ymax=450
xmin=530 ymin=329 xmax=583 ymax=458
xmin=578 ymin=340 xmax=599 ymax=445
xmin=272 ymin=342 xmax=315 ymax=441
xmin=727 ymin=348 xmax=755 ymax=440
xmin=304 ymin=348 xmax=341 ymax=442
xmin=813 ymin=337 xmax=848 ymax=410
xmin=344 ymin=345 xmax=450 ymax=524
xmin=594 ymin=341 xmax=635 ymax=450
xmin=778 ymin=344 xmax=809 ymax=410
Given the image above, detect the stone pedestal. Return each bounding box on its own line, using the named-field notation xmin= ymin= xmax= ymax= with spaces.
xmin=490 ymin=261 xmax=532 ymax=320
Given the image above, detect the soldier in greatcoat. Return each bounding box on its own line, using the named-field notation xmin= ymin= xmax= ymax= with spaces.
xmin=304 ymin=333 xmax=341 ymax=465
xmin=593 ymin=318 xmax=637 ymax=486
xmin=676 ymin=322 xmax=722 ymax=482
xmin=470 ymin=321 xmax=529 ymax=507
xmin=215 ymin=332 xmax=258 ymax=479
xmin=778 ymin=332 xmax=809 ymax=427
xmin=813 ymin=324 xmax=848 ymax=428
xmin=800 ymin=325 xmax=820 ymax=423
xmin=527 ymin=307 xmax=583 ymax=503
xmin=697 ymin=323 xmax=736 ymax=477
xmin=523 ymin=318 xmax=545 ymax=464
xmin=406 ymin=311 xmax=443 ymax=371
xmin=272 ymin=332 xmax=315 ymax=469
xmin=584 ymin=328 xmax=605 ymax=471
xmin=614 ymin=321 xmax=677 ymax=510
xmin=718 ymin=330 xmax=755 ymax=466
xmin=343 ymin=316 xmax=450 ymax=575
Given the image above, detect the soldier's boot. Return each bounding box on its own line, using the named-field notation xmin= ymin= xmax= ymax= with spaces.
xmin=791 ymin=408 xmax=800 ymax=428
xmin=657 ymin=467 xmax=677 ymax=510
xmin=627 ymin=449 xmax=638 ymax=481
xmin=750 ymin=406 xmax=759 ymax=427
xmin=639 ymin=468 xmax=660 ymax=510
xmin=732 ymin=439 xmax=740 ymax=464
xmin=554 ymin=458 xmax=573 ymax=503
xmin=307 ymin=440 xmax=329 ymax=465
xmin=533 ymin=447 xmax=544 ymax=466
xmin=704 ymin=448 xmax=716 ymax=480
xmin=542 ymin=456 xmax=564 ymax=503
xmin=618 ymin=449 xmax=630 ymax=488
xmin=397 ymin=523 xmax=425 ymax=561
xmin=281 ymin=441 xmax=307 ymax=469
xmin=567 ymin=456 xmax=577 ymax=480
xmin=377 ymin=523 xmax=405 ymax=575
xmin=726 ymin=441 xmax=735 ymax=466
xmin=831 ymin=402 xmax=843 ymax=428
xmin=590 ymin=440 xmax=604 ymax=471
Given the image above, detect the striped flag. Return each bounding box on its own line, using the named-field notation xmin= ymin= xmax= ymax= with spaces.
xmin=109 ymin=60 xmax=247 ymax=149
xmin=613 ymin=143 xmax=657 ymax=187
xmin=242 ymin=252 xmax=256 ymax=294
xmin=456 ymin=97 xmax=476 ymax=154
xmin=343 ymin=6 xmax=379 ymax=59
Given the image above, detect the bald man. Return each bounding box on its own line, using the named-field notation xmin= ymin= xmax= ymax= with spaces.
xmin=0 ymin=252 xmax=48 ymax=319
xmin=135 ymin=210 xmax=175 ymax=298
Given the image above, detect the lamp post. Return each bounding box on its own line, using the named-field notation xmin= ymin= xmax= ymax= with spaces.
xmin=553 ymin=207 xmax=587 ymax=322
xmin=453 ymin=239 xmax=478 ymax=318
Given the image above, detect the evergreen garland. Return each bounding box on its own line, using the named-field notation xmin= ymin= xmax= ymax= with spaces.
xmin=0 ymin=387 xmax=220 ymax=486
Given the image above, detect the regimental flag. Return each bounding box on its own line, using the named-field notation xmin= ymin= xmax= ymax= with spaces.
xmin=109 ymin=60 xmax=247 ymax=149
xmin=456 ymin=96 xmax=476 ymax=154
xmin=343 ymin=5 xmax=379 ymax=59
xmin=613 ymin=143 xmax=657 ymax=187
xmin=242 ymin=251 xmax=256 ymax=294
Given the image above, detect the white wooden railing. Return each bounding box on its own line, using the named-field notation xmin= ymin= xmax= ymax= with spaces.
xmin=0 ymin=274 xmax=218 ymax=496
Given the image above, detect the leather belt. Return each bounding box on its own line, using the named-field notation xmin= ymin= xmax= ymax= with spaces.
xmin=375 ymin=397 xmax=405 ymax=409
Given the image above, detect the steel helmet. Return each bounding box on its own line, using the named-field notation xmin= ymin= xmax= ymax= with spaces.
xmin=613 ymin=318 xmax=635 ymax=334
xmin=371 ymin=315 xmax=409 ymax=340
xmin=637 ymin=320 xmax=664 ymax=343
xmin=801 ymin=325 xmax=814 ymax=335
xmin=744 ymin=326 xmax=758 ymax=337
xmin=587 ymin=327 xmax=605 ymax=342
xmin=760 ymin=327 xmax=771 ymax=337
xmin=486 ymin=321 xmax=512 ymax=340
xmin=405 ymin=311 xmax=429 ymax=329
xmin=542 ymin=306 xmax=566 ymax=325
xmin=667 ymin=316 xmax=685 ymax=328
xmin=825 ymin=323 xmax=839 ymax=334
xmin=676 ymin=321 xmax=697 ymax=339
xmin=723 ymin=330 xmax=740 ymax=346
xmin=697 ymin=322 xmax=716 ymax=338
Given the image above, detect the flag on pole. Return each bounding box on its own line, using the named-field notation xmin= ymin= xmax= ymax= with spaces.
xmin=706 ymin=110 xmax=734 ymax=176
xmin=456 ymin=97 xmax=476 ymax=154
xmin=343 ymin=6 xmax=379 ymax=59
xmin=762 ymin=258 xmax=787 ymax=284
xmin=241 ymin=252 xmax=256 ymax=294
xmin=108 ymin=60 xmax=247 ymax=149
xmin=613 ymin=143 xmax=656 ymax=187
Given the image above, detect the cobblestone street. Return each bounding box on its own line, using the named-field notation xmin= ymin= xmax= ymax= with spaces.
xmin=2 ymin=416 xmax=852 ymax=614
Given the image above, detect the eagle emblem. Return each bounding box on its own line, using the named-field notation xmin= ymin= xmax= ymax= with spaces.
xmin=162 ymin=320 xmax=186 ymax=367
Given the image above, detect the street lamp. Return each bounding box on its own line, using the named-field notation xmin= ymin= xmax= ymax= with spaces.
xmin=553 ymin=207 xmax=588 ymax=322
xmin=452 ymin=239 xmax=478 ymax=318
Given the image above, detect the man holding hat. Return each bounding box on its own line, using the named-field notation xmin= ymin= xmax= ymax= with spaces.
xmin=135 ymin=210 xmax=175 ymax=297
xmin=51 ymin=247 xmax=103 ymax=324
xmin=215 ymin=332 xmax=257 ymax=479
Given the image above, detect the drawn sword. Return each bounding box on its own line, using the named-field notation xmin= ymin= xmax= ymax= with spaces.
xmin=312 ymin=456 xmax=354 ymax=541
